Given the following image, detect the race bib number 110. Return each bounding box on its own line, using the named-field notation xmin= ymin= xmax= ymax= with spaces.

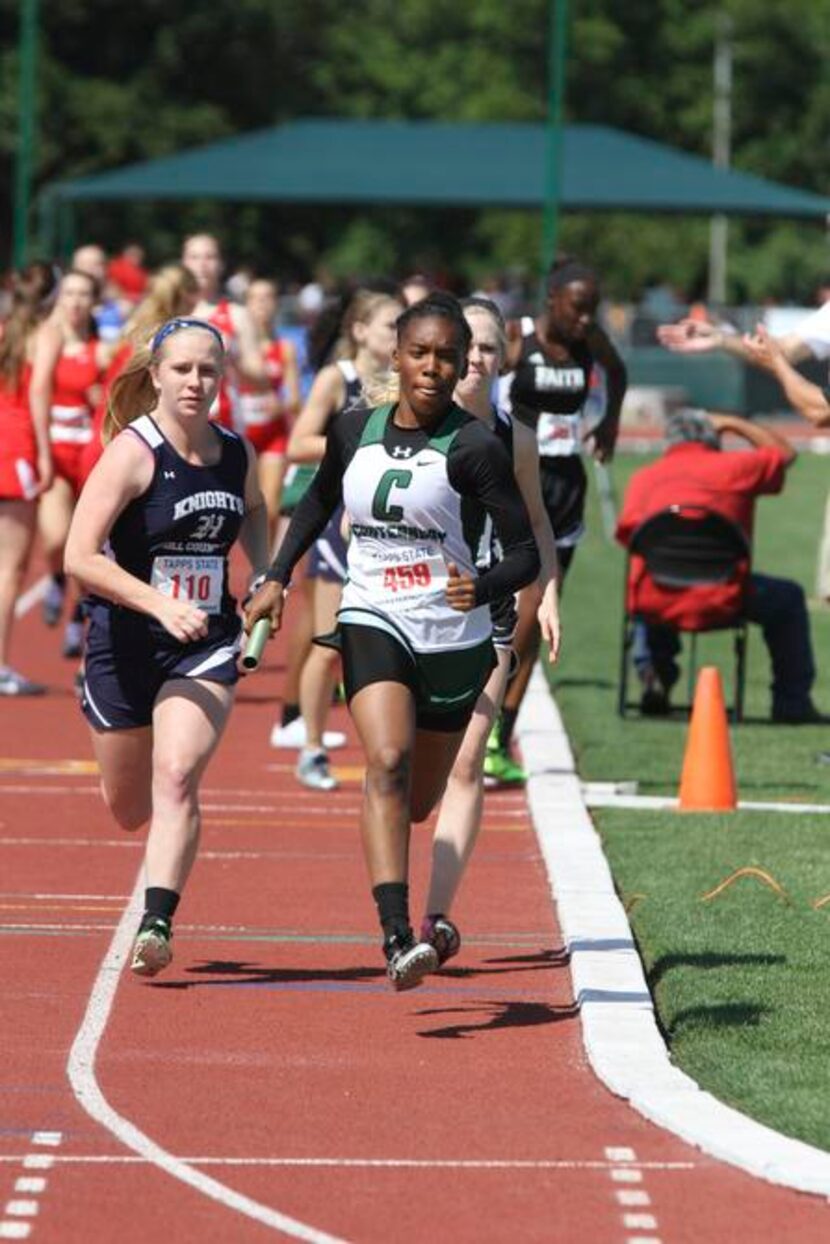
xmin=151 ymin=555 xmax=224 ymax=614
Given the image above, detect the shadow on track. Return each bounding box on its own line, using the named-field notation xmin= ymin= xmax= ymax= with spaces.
xmin=415 ymin=998 xmax=579 ymax=1039
xmin=148 ymin=946 xmax=571 ymax=991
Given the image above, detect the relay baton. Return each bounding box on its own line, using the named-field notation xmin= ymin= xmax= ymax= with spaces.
xmin=242 ymin=617 xmax=271 ymax=671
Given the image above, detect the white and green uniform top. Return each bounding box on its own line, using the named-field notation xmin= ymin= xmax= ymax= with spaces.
xmin=267 ymin=401 xmax=539 ymax=656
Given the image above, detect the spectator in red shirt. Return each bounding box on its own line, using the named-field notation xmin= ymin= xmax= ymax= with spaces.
xmin=616 ymin=410 xmax=821 ymax=723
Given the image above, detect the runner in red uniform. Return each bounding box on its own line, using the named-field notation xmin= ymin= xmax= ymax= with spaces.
xmin=29 ymin=270 xmax=109 ymax=655
xmin=181 ymin=234 xmax=264 ymax=432
xmin=0 ymin=262 xmax=58 ymax=694
xmin=240 ymin=278 xmax=301 ymax=541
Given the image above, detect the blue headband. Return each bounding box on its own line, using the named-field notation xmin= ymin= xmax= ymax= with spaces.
xmin=151 ymin=317 xmax=225 ymax=354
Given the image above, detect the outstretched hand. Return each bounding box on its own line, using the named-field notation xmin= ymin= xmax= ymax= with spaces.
xmin=741 ymin=323 xmax=783 ymax=374
xmin=445 ymin=561 xmax=477 ymax=612
xmin=656 ymin=319 xmax=720 ymax=354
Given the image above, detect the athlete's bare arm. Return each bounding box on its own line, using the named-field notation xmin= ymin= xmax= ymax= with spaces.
xmin=584 ymin=324 xmax=627 ymax=463
xmin=286 ymin=365 xmax=347 ymax=463
xmin=512 ymin=419 xmax=561 ymax=662
xmin=238 ymin=439 xmax=270 ymax=575
xmin=280 ymin=338 xmax=302 ymax=416
xmin=27 ymin=320 xmax=62 ymax=493
xmin=64 ymin=434 xmax=208 ymax=643
xmin=230 ymin=304 xmax=266 ymax=383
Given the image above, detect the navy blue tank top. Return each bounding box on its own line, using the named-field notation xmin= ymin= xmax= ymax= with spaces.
xmin=108 ymin=414 xmax=247 ymax=618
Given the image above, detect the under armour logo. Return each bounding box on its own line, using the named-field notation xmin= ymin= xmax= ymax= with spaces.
xmin=163 ymin=471 xmax=176 ymax=479
xmin=392 ymin=446 xmax=413 ymax=459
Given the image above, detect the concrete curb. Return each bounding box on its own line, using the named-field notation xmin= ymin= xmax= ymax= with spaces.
xmin=517 ymin=667 xmax=830 ymax=1198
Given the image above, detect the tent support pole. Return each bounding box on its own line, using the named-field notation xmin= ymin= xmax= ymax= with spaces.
xmin=541 ymin=0 xmax=569 ymax=282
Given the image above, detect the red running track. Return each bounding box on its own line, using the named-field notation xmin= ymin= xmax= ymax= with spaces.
xmin=1 ymin=579 xmax=829 ymax=1242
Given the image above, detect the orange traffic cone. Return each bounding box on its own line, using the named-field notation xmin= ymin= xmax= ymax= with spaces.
xmin=678 ymin=666 xmax=737 ymax=811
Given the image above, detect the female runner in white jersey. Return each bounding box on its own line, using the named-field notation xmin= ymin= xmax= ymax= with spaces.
xmin=65 ymin=319 xmax=269 ymax=977
xmin=421 ymin=297 xmax=561 ymax=965
xmin=245 ymin=293 xmax=540 ymax=991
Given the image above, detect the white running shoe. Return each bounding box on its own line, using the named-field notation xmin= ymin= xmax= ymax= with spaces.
xmin=296 ymin=746 xmax=338 ymax=791
xmin=0 ymin=667 xmax=46 ymax=696
xmin=270 ymin=717 xmax=347 ymax=750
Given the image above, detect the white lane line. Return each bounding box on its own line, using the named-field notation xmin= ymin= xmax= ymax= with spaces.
xmin=0 ymin=839 xmax=141 ymax=849
xmin=616 ymin=1190 xmax=651 ymax=1206
xmin=0 ymin=1155 xmax=698 ymax=1170
xmin=0 ymin=893 xmax=129 ymax=901
xmin=584 ymin=790 xmax=830 ymax=815
xmin=20 ymin=1159 xmax=52 ymax=1171
xmin=13 ymin=576 xmax=49 ymax=619
xmin=67 ymin=867 xmax=347 ymax=1244
xmin=517 ymin=667 xmax=830 ymax=1197
xmin=605 ymin=1146 xmax=635 ymax=1162
xmin=29 ymin=1134 xmax=61 ymax=1148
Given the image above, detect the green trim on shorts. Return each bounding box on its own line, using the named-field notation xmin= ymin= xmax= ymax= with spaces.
xmin=415 ymin=641 xmax=495 ymax=714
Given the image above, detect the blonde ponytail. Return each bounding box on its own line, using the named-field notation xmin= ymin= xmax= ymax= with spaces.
xmin=103 ymin=344 xmax=157 ymax=444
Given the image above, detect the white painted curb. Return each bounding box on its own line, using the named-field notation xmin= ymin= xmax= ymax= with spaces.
xmin=517 ymin=667 xmax=830 ymax=1198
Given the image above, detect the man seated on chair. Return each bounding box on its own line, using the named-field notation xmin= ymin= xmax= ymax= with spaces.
xmin=616 ymin=409 xmax=821 ymax=722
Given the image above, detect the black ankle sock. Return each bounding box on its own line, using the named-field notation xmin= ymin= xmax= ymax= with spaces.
xmin=372 ymin=882 xmax=410 ymax=942
xmin=52 ymin=572 xmax=66 ymax=590
xmin=141 ymin=886 xmax=180 ymax=931
xmin=498 ymin=706 xmax=518 ymax=750
xmin=281 ymin=702 xmax=300 ymax=727
xmin=70 ymin=600 xmax=84 ymax=624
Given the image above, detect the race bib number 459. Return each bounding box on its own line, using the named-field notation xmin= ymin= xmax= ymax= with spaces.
xmin=151 ymin=555 xmax=224 ymax=614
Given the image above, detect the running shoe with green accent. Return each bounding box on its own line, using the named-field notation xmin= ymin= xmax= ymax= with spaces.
xmin=384 ymin=931 xmax=438 ymax=991
xmin=483 ymin=742 xmax=527 ymax=787
xmin=131 ymin=918 xmax=173 ymax=977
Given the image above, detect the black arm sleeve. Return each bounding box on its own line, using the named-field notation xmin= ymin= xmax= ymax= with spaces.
xmin=266 ymin=409 xmax=366 ymax=586
xmin=447 ymin=421 xmax=540 ymax=606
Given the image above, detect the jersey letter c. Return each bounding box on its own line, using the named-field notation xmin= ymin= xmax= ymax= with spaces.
xmin=371 ymin=469 xmax=413 ymax=522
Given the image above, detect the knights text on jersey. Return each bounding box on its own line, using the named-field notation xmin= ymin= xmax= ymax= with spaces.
xmin=105 ymin=414 xmax=248 ymax=625
xmin=340 ymin=404 xmax=492 ymax=654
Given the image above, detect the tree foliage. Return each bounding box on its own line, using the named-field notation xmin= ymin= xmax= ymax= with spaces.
xmin=2 ymin=0 xmax=828 ymax=299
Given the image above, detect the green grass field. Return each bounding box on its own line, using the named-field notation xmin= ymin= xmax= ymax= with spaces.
xmin=548 ymin=449 xmax=830 ymax=1150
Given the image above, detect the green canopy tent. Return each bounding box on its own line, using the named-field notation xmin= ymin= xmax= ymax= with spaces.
xmin=50 ymin=117 xmax=830 ymax=216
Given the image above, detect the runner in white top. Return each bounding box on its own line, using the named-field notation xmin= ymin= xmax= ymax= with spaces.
xmin=245 ymin=292 xmax=540 ymax=991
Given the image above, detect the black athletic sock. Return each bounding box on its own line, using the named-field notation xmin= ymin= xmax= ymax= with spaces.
xmin=372 ymin=882 xmax=411 ymax=944
xmin=497 ymin=706 xmax=519 ymax=751
xmin=140 ymin=886 xmax=180 ymax=932
xmin=52 ymin=572 xmax=66 ymax=590
xmin=70 ymin=600 xmax=84 ymax=624
xmin=281 ymin=702 xmax=300 ymax=728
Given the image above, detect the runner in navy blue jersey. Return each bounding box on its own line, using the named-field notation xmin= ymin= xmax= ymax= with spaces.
xmin=65 ymin=318 xmax=269 ymax=978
